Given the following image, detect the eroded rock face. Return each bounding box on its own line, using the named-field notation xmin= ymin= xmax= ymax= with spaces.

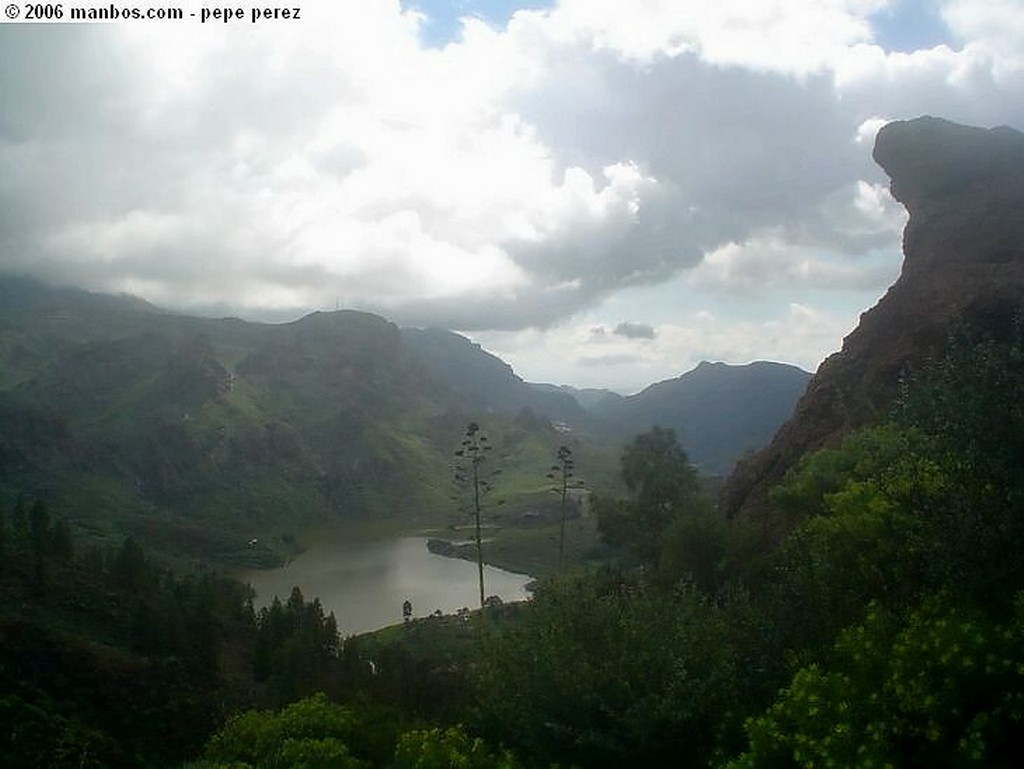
xmin=720 ymin=116 xmax=1024 ymax=525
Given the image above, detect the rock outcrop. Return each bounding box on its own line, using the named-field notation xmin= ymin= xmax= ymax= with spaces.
xmin=720 ymin=116 xmax=1024 ymax=524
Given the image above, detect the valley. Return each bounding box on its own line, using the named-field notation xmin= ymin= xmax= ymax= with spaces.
xmin=0 ymin=274 xmax=805 ymax=574
xmin=2 ymin=116 xmax=1023 ymax=769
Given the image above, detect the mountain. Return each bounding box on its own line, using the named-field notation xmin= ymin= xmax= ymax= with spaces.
xmin=0 ymin=274 xmax=813 ymax=561
xmin=586 ymin=361 xmax=811 ymax=475
xmin=399 ymin=328 xmax=810 ymax=475
xmin=400 ymin=327 xmax=591 ymax=426
xmin=531 ymin=383 xmax=622 ymax=412
xmin=0 ymin=278 xmax=602 ymax=564
xmin=720 ymin=116 xmax=1024 ymax=522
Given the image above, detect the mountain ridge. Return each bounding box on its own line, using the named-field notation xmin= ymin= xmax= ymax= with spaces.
xmin=720 ymin=116 xmax=1024 ymax=524
xmin=585 ymin=359 xmax=811 ymax=475
xmin=0 ymin=273 xmax=811 ymax=561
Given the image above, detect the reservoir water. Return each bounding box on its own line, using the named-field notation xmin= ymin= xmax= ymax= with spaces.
xmin=240 ymin=536 xmax=532 ymax=636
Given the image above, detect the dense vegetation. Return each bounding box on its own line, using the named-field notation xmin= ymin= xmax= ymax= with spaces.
xmin=2 ymin=326 xmax=1022 ymax=767
xmin=463 ymin=328 xmax=1024 ymax=768
xmin=0 ymin=277 xmax=624 ymax=570
xmin=1 ymin=516 xmax=253 ymax=766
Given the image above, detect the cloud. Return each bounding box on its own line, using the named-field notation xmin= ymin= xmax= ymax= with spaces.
xmin=472 ymin=300 xmax=844 ymax=393
xmin=0 ymin=15 xmax=689 ymax=328
xmin=942 ymin=0 xmax=1024 ymax=78
xmin=578 ymin=353 xmax=643 ymax=368
xmin=0 ymin=1 xmax=1022 ymax=344
xmin=654 ymin=303 xmax=852 ymax=372
xmin=540 ymin=0 xmax=883 ymax=73
xmin=614 ymin=322 xmax=656 ymax=339
xmin=687 ymin=230 xmax=902 ymax=296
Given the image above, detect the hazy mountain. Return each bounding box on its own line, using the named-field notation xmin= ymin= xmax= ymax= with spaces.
xmin=400 ymin=327 xmax=593 ymax=426
xmin=0 ymin=274 xmax=812 ymax=562
xmin=0 ymin=279 xmax=597 ymax=563
xmin=585 ymin=361 xmax=811 ymax=475
xmin=531 ymin=382 xmax=623 ymax=411
xmin=400 ymin=330 xmax=809 ymax=474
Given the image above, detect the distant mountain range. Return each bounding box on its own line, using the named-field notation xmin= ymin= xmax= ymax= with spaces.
xmin=400 ymin=326 xmax=811 ymax=474
xmin=0 ymin=275 xmax=809 ymax=561
xmin=576 ymin=361 xmax=811 ymax=475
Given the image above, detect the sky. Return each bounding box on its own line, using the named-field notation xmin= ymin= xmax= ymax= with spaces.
xmin=1 ymin=1 xmax=1023 ymax=393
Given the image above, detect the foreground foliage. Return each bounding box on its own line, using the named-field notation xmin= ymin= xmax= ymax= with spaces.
xmin=730 ymin=594 xmax=1024 ymax=768
xmin=476 ymin=570 xmax=753 ymax=768
xmin=3 ymin=327 xmax=1022 ymax=768
xmin=202 ymin=694 xmax=368 ymax=768
xmin=471 ymin=329 xmax=1024 ymax=768
xmin=195 ymin=694 xmax=525 ymax=769
xmin=724 ymin=329 xmax=1024 ymax=766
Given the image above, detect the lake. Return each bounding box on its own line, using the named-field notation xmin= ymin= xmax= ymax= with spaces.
xmin=240 ymin=535 xmax=533 ymax=636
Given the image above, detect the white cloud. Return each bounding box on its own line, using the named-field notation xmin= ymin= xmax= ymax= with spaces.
xmin=832 ymin=21 xmax=1024 ymax=128
xmin=687 ymin=234 xmax=900 ymax=296
xmin=473 ymin=300 xmax=853 ymax=393
xmin=45 ymin=210 xmax=187 ymax=263
xmin=1 ymin=17 xmax=664 ymax=322
xmin=1 ymin=0 xmax=1022 ymax=386
xmin=942 ymin=0 xmax=1024 ymax=79
xmin=546 ymin=0 xmax=888 ymax=73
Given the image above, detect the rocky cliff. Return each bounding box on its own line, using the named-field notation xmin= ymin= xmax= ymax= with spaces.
xmin=720 ymin=116 xmax=1024 ymax=523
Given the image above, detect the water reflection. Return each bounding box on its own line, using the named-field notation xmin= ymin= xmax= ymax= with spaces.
xmin=241 ymin=536 xmax=532 ymax=636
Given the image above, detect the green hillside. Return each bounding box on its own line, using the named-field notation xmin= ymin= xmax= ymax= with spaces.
xmin=589 ymin=360 xmax=812 ymax=475
xmin=0 ymin=277 xmax=617 ymax=566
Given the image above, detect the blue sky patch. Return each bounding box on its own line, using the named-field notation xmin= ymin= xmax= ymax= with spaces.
xmin=406 ymin=0 xmax=553 ymax=47
xmin=870 ymin=0 xmax=957 ymax=53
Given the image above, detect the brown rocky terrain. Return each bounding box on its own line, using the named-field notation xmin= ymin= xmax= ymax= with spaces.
xmin=719 ymin=116 xmax=1024 ymax=526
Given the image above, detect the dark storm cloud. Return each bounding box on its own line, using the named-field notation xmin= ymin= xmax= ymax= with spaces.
xmin=614 ymin=322 xmax=656 ymax=339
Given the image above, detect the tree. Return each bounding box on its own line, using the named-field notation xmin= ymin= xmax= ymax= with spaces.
xmin=50 ymin=518 xmax=73 ymax=562
xmin=597 ymin=427 xmax=700 ymax=568
xmin=723 ymin=330 xmax=1024 ymax=766
xmin=11 ymin=495 xmax=28 ymax=542
xmin=29 ymin=498 xmax=50 ymax=595
xmin=892 ymin=330 xmax=1024 ymax=600
xmin=454 ymin=422 xmax=497 ymax=611
xmin=252 ymin=587 xmax=341 ymax=702
xmin=186 ymin=576 xmax=220 ymax=678
xmin=657 ymin=496 xmax=730 ymax=592
xmin=112 ymin=536 xmax=148 ymax=590
xmin=394 ymin=725 xmax=524 ymax=769
xmin=203 ymin=693 xmax=367 ymax=769
xmin=546 ymin=445 xmax=580 ymax=570
xmin=766 ymin=330 xmax=1024 ymax=618
xmin=475 ymin=571 xmax=742 ymax=768
xmin=29 ymin=498 xmax=49 ymax=558
xmin=729 ymin=593 xmax=1024 ymax=768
